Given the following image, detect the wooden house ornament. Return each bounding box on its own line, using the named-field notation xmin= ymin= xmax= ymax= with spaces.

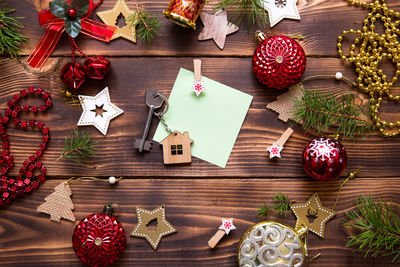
xmin=160 ymin=131 xmax=193 ymax=164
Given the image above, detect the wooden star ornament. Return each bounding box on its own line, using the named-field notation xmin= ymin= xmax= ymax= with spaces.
xmin=130 ymin=205 xmax=177 ymax=250
xmin=263 ymin=0 xmax=301 ymax=27
xmin=290 ymin=193 xmax=335 ymax=238
xmin=78 ymin=87 xmax=124 ymax=135
xmin=97 ymin=0 xmax=137 ymax=43
xmin=198 ymin=10 xmax=239 ymax=49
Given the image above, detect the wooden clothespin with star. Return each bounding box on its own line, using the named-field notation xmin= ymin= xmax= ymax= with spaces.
xmin=208 ymin=218 xmax=236 ymax=248
xmin=267 ymin=127 xmax=294 ymax=159
xmin=192 ymin=59 xmax=205 ymax=96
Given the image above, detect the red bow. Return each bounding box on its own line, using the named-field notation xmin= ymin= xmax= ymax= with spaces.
xmin=27 ymin=0 xmax=116 ymax=68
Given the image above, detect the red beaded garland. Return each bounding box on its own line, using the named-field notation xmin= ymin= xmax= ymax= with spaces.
xmin=252 ymin=32 xmax=306 ymax=90
xmin=302 ymin=137 xmax=347 ymax=181
xmin=73 ymin=204 xmax=126 ymax=267
xmin=0 ymin=88 xmax=51 ymax=205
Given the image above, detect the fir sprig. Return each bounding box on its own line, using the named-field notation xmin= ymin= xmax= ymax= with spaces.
xmin=258 ymin=192 xmax=294 ymax=217
xmin=344 ymin=195 xmax=400 ymax=263
xmin=57 ymin=129 xmax=97 ymax=166
xmin=0 ymin=2 xmax=28 ymax=58
xmin=292 ymin=89 xmax=373 ymax=138
xmin=258 ymin=201 xmax=273 ymax=217
xmin=128 ymin=5 xmax=161 ymax=44
xmin=214 ymin=0 xmax=268 ymax=29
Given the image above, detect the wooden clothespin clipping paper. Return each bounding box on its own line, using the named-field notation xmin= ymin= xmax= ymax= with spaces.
xmin=192 ymin=59 xmax=205 ymax=96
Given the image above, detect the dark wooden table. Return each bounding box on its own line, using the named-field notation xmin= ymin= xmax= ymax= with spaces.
xmin=1 ymin=0 xmax=400 ymax=266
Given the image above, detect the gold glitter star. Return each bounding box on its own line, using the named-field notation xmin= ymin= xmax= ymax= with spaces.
xmin=130 ymin=205 xmax=177 ymax=249
xmin=97 ymin=0 xmax=137 ymax=43
xmin=290 ymin=193 xmax=335 ymax=238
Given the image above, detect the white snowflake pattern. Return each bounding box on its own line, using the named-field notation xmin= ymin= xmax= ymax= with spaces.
xmin=308 ymin=138 xmax=337 ymax=162
xmin=219 ymin=218 xmax=236 ymax=235
xmin=267 ymin=142 xmax=283 ymax=159
xmin=192 ymin=80 xmax=205 ymax=96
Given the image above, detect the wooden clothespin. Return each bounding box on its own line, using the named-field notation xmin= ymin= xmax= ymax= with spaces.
xmin=208 ymin=218 xmax=236 ymax=248
xmin=192 ymin=59 xmax=205 ymax=96
xmin=267 ymin=127 xmax=294 ymax=159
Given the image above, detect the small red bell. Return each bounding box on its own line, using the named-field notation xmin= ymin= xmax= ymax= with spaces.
xmin=84 ymin=57 xmax=111 ymax=80
xmin=252 ymin=31 xmax=306 ymax=90
xmin=60 ymin=62 xmax=86 ymax=90
xmin=72 ymin=203 xmax=126 ymax=267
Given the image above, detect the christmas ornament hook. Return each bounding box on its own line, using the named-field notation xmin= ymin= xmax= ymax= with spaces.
xmin=255 ymin=30 xmax=266 ymax=42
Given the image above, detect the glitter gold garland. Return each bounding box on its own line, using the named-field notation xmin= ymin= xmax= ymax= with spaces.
xmin=337 ymin=0 xmax=400 ymax=137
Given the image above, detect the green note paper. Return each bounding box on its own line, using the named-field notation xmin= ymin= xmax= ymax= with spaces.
xmin=153 ymin=68 xmax=253 ymax=168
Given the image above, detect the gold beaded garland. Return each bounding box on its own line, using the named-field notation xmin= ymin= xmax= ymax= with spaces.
xmin=338 ymin=0 xmax=400 ymax=137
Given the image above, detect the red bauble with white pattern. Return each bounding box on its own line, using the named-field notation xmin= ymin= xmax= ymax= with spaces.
xmin=72 ymin=204 xmax=126 ymax=267
xmin=252 ymin=32 xmax=306 ymax=90
xmin=302 ymin=137 xmax=347 ymax=181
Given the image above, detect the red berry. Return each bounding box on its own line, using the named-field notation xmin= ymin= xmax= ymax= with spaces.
xmin=67 ymin=9 xmax=77 ymax=19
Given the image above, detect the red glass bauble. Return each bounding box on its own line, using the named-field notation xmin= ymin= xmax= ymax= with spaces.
xmin=302 ymin=137 xmax=347 ymax=181
xmin=252 ymin=31 xmax=306 ymax=90
xmin=72 ymin=204 xmax=126 ymax=267
xmin=60 ymin=62 xmax=86 ymax=90
xmin=84 ymin=57 xmax=111 ymax=80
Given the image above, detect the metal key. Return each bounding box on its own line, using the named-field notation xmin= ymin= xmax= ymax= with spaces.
xmin=134 ymin=90 xmax=165 ymax=152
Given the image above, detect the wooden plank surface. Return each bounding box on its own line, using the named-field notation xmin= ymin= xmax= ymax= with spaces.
xmin=1 ymin=178 xmax=399 ymax=267
xmin=0 ymin=57 xmax=399 ymax=177
xmin=0 ymin=0 xmax=400 ymax=266
xmin=10 ymin=0 xmax=400 ymax=57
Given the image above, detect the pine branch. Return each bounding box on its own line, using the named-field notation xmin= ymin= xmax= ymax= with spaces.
xmin=128 ymin=5 xmax=161 ymax=44
xmin=271 ymin=192 xmax=293 ymax=216
xmin=292 ymin=89 xmax=374 ymax=138
xmin=57 ymin=129 xmax=96 ymax=166
xmin=0 ymin=2 xmax=28 ymax=58
xmin=344 ymin=195 xmax=400 ymax=263
xmin=214 ymin=0 xmax=268 ymax=29
xmin=258 ymin=201 xmax=273 ymax=217
xmin=258 ymin=192 xmax=294 ymax=217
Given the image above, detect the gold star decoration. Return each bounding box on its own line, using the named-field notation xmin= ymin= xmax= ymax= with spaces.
xmin=290 ymin=193 xmax=335 ymax=238
xmin=130 ymin=205 xmax=177 ymax=249
xmin=97 ymin=0 xmax=137 ymax=43
xmin=198 ymin=9 xmax=239 ymax=50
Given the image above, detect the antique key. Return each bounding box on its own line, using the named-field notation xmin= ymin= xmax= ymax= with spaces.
xmin=134 ymin=90 xmax=165 ymax=152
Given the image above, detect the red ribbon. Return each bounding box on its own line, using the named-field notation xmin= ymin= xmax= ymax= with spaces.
xmin=27 ymin=0 xmax=116 ymax=68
